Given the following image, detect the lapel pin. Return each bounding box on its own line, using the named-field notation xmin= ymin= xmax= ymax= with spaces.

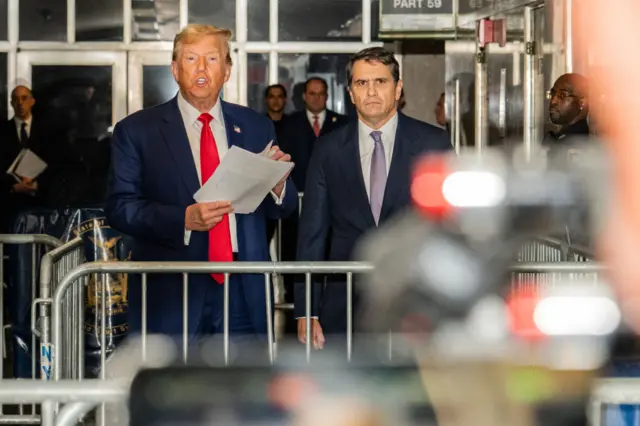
xmin=332 ymin=116 xmax=337 ymax=123
xmin=234 ymin=125 xmax=241 ymax=133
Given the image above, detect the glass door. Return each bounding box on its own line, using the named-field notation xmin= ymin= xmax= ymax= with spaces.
xmin=128 ymin=49 xmax=240 ymax=115
xmin=16 ymin=51 xmax=127 ymax=135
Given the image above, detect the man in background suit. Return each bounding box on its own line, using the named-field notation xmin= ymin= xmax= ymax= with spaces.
xmin=280 ymin=77 xmax=348 ymax=192
xmin=0 ymin=86 xmax=64 ymax=231
xmin=106 ymin=24 xmax=297 ymax=341
xmin=294 ymin=47 xmax=451 ymax=349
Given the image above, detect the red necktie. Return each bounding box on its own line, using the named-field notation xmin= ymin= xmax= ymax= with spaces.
xmin=312 ymin=115 xmax=320 ymax=137
xmin=198 ymin=113 xmax=233 ymax=284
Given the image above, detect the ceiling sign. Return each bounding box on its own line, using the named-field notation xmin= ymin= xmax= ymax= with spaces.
xmin=379 ymin=0 xmax=527 ymax=37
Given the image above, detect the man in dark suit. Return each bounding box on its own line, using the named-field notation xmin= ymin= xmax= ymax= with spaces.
xmin=0 ymin=86 xmax=65 ymax=231
xmin=294 ymin=47 xmax=451 ymax=349
xmin=105 ymin=24 xmax=297 ymax=341
xmin=280 ymin=77 xmax=348 ymax=192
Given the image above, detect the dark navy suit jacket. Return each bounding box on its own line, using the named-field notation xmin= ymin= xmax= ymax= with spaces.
xmin=105 ymin=96 xmax=297 ymax=337
xmin=279 ymin=109 xmax=349 ymax=192
xmin=293 ymin=113 xmax=451 ymax=334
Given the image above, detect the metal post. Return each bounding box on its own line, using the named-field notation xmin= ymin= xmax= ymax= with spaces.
xmin=474 ymin=32 xmax=488 ymax=153
xmin=454 ymin=79 xmax=461 ymax=153
xmin=564 ymin=0 xmax=573 ymax=73
xmin=305 ymin=272 xmax=312 ymax=362
xmin=523 ymin=5 xmax=537 ymax=161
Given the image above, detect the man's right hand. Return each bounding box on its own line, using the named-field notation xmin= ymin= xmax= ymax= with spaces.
xmin=185 ymin=201 xmax=233 ymax=231
xmin=297 ymin=318 xmax=325 ymax=349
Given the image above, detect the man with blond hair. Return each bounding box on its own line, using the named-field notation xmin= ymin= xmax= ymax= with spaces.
xmin=106 ymin=24 xmax=297 ymax=342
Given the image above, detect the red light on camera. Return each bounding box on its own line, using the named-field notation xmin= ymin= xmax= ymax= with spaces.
xmin=411 ymin=155 xmax=453 ymax=220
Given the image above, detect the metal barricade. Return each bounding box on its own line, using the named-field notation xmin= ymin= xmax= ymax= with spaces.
xmin=0 ymin=234 xmax=63 ymax=424
xmin=0 ymin=379 xmax=127 ymax=426
xmin=34 ymin=238 xmax=85 ymax=381
xmin=48 ymin=261 xmax=604 ymax=378
xmin=49 ymin=261 xmax=373 ymax=380
xmin=514 ymin=236 xmax=596 ymax=292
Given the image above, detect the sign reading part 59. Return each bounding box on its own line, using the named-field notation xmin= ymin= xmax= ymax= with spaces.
xmin=382 ymin=0 xmax=453 ymax=14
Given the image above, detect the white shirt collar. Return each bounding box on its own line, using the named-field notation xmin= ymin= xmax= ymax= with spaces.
xmin=306 ymin=109 xmax=326 ymax=125
xmin=358 ymin=112 xmax=399 ymax=142
xmin=177 ymin=91 xmax=225 ymax=127
xmin=14 ymin=115 xmax=32 ymax=127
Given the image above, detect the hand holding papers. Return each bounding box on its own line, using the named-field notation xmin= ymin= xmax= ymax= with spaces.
xmin=6 ymin=149 xmax=47 ymax=182
xmin=194 ymin=145 xmax=294 ymax=214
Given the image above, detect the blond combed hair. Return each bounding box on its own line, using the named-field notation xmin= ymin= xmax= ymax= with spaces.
xmin=172 ymin=24 xmax=233 ymax=64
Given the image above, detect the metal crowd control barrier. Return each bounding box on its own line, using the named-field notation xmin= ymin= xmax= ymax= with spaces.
xmin=47 ymin=260 xmax=605 ymax=381
xmin=34 ymin=238 xmax=85 ymax=381
xmin=50 ymin=261 xmax=374 ymax=379
xmin=0 ymin=234 xmax=63 ymax=424
xmin=0 ymin=379 xmax=128 ymax=426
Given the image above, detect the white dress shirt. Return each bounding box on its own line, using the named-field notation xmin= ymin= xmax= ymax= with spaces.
xmin=306 ymin=109 xmax=326 ymax=130
xmin=178 ymin=93 xmax=285 ymax=250
xmin=14 ymin=116 xmax=32 ymax=142
xmin=357 ymin=113 xmax=398 ymax=200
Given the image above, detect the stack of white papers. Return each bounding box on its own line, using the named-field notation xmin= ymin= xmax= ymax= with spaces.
xmin=194 ymin=144 xmax=293 ymax=214
xmin=6 ymin=149 xmax=48 ymax=182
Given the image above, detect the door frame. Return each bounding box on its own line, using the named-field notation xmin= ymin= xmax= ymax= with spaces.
xmin=127 ymin=48 xmax=240 ymax=116
xmin=16 ymin=50 xmax=128 ymax=126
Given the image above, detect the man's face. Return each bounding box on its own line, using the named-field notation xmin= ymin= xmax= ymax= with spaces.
xmin=266 ymin=87 xmax=286 ymax=113
xmin=303 ymin=80 xmax=328 ymax=114
xmin=349 ymin=60 xmax=402 ymax=128
xmin=11 ymin=87 xmax=35 ymax=120
xmin=171 ymin=34 xmax=231 ymax=107
xmin=548 ymin=78 xmax=584 ymax=126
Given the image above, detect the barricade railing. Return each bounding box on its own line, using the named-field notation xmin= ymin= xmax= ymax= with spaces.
xmin=0 ymin=379 xmax=128 ymax=426
xmin=34 ymin=238 xmax=85 ymax=381
xmin=47 ymin=261 xmax=605 ymax=381
xmin=0 ymin=234 xmax=63 ymax=423
xmin=49 ymin=261 xmax=374 ymax=379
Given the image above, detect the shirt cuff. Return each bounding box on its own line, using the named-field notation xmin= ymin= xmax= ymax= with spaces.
xmin=184 ymin=229 xmax=191 ymax=246
xmin=296 ymin=317 xmax=318 ymax=320
xmin=269 ymin=181 xmax=286 ymax=205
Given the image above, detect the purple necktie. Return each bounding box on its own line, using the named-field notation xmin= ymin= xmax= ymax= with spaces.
xmin=369 ymin=130 xmax=387 ymax=224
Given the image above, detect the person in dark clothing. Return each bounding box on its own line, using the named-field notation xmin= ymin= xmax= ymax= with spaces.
xmin=264 ymin=84 xmax=289 ymax=247
xmin=544 ymin=73 xmax=590 ymax=146
xmin=264 ymin=84 xmax=288 ymax=135
xmin=544 ymin=73 xmax=591 ymax=247
xmin=0 ymin=86 xmax=67 ymax=231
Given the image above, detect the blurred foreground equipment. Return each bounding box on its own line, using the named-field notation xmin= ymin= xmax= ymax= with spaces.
xmin=356 ymin=142 xmax=615 ymax=426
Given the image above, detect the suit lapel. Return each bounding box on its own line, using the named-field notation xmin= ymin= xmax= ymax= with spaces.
xmin=380 ymin=114 xmax=416 ymax=221
xmin=319 ymin=111 xmax=335 ymax=136
xmin=221 ymin=101 xmax=246 ymax=150
xmin=339 ymin=122 xmax=376 ymax=228
xmin=159 ymin=97 xmax=200 ymax=196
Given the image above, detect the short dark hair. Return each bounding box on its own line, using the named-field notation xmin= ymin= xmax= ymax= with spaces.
xmin=264 ymin=84 xmax=287 ymax=99
xmin=346 ymin=47 xmax=400 ymax=86
xmin=304 ymin=77 xmax=328 ymax=93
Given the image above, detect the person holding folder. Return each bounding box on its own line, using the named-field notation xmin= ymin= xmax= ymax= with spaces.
xmin=0 ymin=86 xmax=58 ymax=232
xmin=105 ymin=24 xmax=297 ymax=343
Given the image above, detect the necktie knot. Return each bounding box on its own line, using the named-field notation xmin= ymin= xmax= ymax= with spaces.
xmin=198 ymin=113 xmax=213 ymax=125
xmin=370 ymin=130 xmax=383 ymax=144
